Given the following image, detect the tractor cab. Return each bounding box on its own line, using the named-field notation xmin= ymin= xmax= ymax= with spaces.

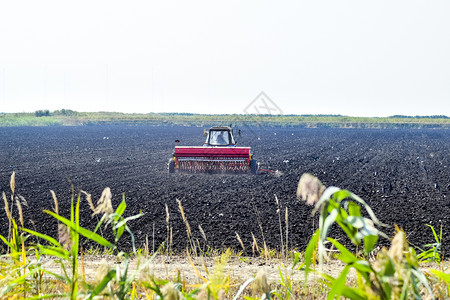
xmin=204 ymin=126 xmax=236 ymax=147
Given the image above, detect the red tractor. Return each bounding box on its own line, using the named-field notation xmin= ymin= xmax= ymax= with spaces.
xmin=168 ymin=126 xmax=258 ymax=174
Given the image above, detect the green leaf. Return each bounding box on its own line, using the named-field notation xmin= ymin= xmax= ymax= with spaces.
xmin=348 ymin=192 xmax=388 ymax=228
xmin=352 ymin=261 xmax=373 ymax=280
xmin=328 ymin=238 xmax=357 ymax=264
xmin=312 ymin=187 xmax=341 ymax=215
xmin=348 ymin=201 xmax=361 ymax=217
xmin=88 ymin=269 xmax=116 ymax=299
xmin=429 ymin=269 xmax=450 ymax=283
xmin=327 ymin=265 xmax=350 ymax=300
xmin=426 ymin=224 xmax=439 ymax=244
xmin=321 ymin=208 xmax=338 ymax=243
xmin=332 ymin=189 xmax=352 ymax=203
xmin=304 ymin=229 xmax=320 ymax=282
xmin=383 ymin=258 xmax=396 ymax=277
xmin=340 ymin=286 xmax=367 ymax=300
xmin=278 ymin=266 xmax=285 ymax=285
xmin=115 ymin=199 xmax=127 ymax=218
xmin=292 ymin=252 xmax=300 ymax=269
xmin=38 ymin=245 xmax=70 ymax=260
xmin=0 ymin=233 xmax=14 ymax=249
xmin=345 ymin=216 xmax=366 ymax=229
xmin=113 ymin=213 xmax=145 ymax=230
xmin=21 ymin=228 xmax=62 ymax=247
xmin=44 ymin=210 xmax=115 ymax=249
xmin=364 ymin=235 xmax=378 ymax=255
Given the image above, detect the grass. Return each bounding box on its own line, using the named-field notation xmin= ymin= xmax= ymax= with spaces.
xmin=1 ymin=172 xmax=450 ymax=299
xmin=1 ymin=110 xmax=449 ymax=128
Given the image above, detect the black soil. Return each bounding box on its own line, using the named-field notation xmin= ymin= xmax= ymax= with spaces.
xmin=0 ymin=125 xmax=449 ymax=254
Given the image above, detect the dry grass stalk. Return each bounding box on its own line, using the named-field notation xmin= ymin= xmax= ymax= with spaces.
xmin=58 ymin=224 xmax=72 ymax=251
xmin=263 ymin=241 xmax=269 ymax=260
xmin=81 ymin=190 xmax=95 ymax=212
xmin=170 ymin=227 xmax=173 ymax=253
xmin=10 ymin=171 xmax=15 ymax=194
xmin=177 ymin=199 xmax=191 ymax=236
xmin=80 ymin=249 xmax=86 ymax=282
xmin=198 ymin=225 xmax=207 ymax=242
xmin=275 ymin=195 xmax=284 ymax=258
xmin=145 ymin=234 xmax=149 ymax=256
xmin=165 ymin=203 xmax=171 ymax=254
xmin=176 ymin=199 xmax=186 ymax=222
xmin=177 ymin=199 xmax=195 ymax=255
xmin=285 ymin=207 xmax=289 ymax=256
xmin=236 ymin=232 xmax=245 ymax=252
xmin=50 ymin=190 xmax=59 ymax=215
xmin=252 ymin=202 xmax=268 ymax=259
xmin=296 ymin=173 xmax=326 ymax=205
xmin=93 ymin=187 xmax=113 ymax=216
xmin=185 ymin=220 xmax=192 ymax=239
xmin=200 ymin=253 xmax=209 ymax=276
xmin=251 ymin=232 xmax=260 ymax=256
xmin=15 ymin=199 xmax=24 ymax=227
xmin=3 ymin=192 xmax=12 ymax=222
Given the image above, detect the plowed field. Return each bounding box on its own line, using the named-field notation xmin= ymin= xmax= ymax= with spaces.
xmin=0 ymin=126 xmax=449 ymax=254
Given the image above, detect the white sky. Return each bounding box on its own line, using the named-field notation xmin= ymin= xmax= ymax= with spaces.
xmin=0 ymin=1 xmax=449 ymax=117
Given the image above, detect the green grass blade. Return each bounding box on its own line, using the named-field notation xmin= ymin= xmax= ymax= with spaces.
xmin=328 ymin=238 xmax=357 ymax=264
xmin=21 ymin=228 xmax=62 ymax=247
xmin=113 ymin=213 xmax=145 ymax=230
xmin=426 ymin=224 xmax=439 ymax=244
xmin=0 ymin=233 xmax=14 ymax=249
xmin=88 ymin=269 xmax=116 ymax=299
xmin=115 ymin=198 xmax=126 ymax=217
xmin=327 ymin=265 xmax=350 ymax=300
xmin=44 ymin=210 xmax=115 ymax=248
xmin=38 ymin=245 xmax=70 ymax=259
xmin=364 ymin=234 xmax=378 ymax=255
xmin=304 ymin=229 xmax=320 ymax=282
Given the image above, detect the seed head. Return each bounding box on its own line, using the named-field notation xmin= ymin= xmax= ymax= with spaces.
xmin=199 ymin=225 xmax=207 ymax=241
xmin=165 ymin=203 xmax=170 ymax=224
xmin=81 ymin=190 xmax=95 ymax=212
xmin=252 ymin=269 xmax=270 ymax=295
xmin=160 ymin=283 xmax=183 ymax=300
xmin=15 ymin=198 xmax=24 ymax=227
xmin=95 ymin=259 xmax=110 ymax=283
xmin=58 ymin=224 xmax=72 ymax=251
xmin=10 ymin=172 xmax=15 ymax=194
xmin=93 ymin=187 xmax=113 ymax=216
xmin=50 ymin=190 xmax=59 ymax=215
xmin=3 ymin=192 xmax=12 ymax=222
xmin=296 ymin=173 xmax=326 ymax=205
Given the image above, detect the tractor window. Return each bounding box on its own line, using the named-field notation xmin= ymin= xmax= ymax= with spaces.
xmin=209 ymin=130 xmax=230 ymax=146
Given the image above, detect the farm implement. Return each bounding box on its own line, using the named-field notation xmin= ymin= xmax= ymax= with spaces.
xmin=168 ymin=126 xmax=259 ymax=174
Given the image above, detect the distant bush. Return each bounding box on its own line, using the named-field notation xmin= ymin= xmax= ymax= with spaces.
xmin=389 ymin=115 xmax=449 ymax=119
xmin=52 ymin=109 xmax=78 ymax=116
xmin=35 ymin=110 xmax=51 ymax=117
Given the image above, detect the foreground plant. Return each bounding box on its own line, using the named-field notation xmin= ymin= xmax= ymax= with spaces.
xmin=299 ymin=173 xmax=440 ymax=299
xmin=0 ymin=172 xmax=155 ymax=299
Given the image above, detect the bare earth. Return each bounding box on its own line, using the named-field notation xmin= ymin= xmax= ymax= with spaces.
xmin=38 ymin=255 xmax=349 ymax=284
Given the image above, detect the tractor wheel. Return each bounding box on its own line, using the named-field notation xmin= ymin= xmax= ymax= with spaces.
xmin=168 ymin=159 xmax=175 ymax=173
xmin=250 ymin=159 xmax=258 ymax=175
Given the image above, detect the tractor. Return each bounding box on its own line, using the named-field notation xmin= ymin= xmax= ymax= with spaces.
xmin=168 ymin=126 xmax=258 ymax=174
